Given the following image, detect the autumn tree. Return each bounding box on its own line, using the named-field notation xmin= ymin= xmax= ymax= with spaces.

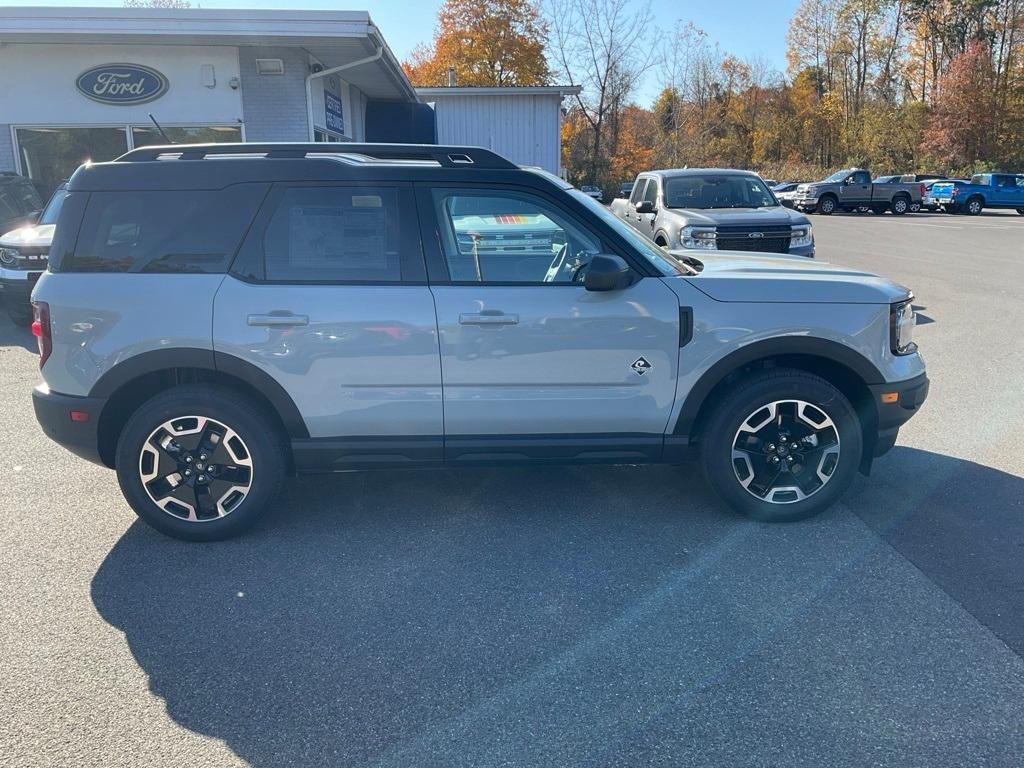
xmin=549 ymin=0 xmax=654 ymax=185
xmin=403 ymin=0 xmax=550 ymax=87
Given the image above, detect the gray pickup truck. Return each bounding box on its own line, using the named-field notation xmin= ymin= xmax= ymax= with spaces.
xmin=610 ymin=169 xmax=814 ymax=257
xmin=792 ymin=169 xmax=922 ymax=215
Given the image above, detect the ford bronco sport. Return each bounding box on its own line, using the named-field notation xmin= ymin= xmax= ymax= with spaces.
xmin=31 ymin=143 xmax=928 ymax=541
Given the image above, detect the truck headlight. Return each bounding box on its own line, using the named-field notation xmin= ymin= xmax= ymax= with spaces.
xmin=790 ymin=225 xmax=813 ymax=248
xmin=680 ymin=226 xmax=717 ymax=250
xmin=890 ymin=297 xmax=917 ymax=355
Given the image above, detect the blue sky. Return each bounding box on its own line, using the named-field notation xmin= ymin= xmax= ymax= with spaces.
xmin=2 ymin=0 xmax=801 ymax=103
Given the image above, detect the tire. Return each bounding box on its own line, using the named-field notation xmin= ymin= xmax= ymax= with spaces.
xmin=654 ymin=236 xmax=668 ymax=249
xmin=871 ymin=204 xmax=887 ymax=215
xmin=816 ymin=195 xmax=836 ymax=215
xmin=5 ymin=298 xmax=32 ymax=327
xmin=965 ymin=196 xmax=983 ymax=215
xmin=909 ymin=201 xmax=921 ymax=213
xmin=890 ymin=195 xmax=909 ymax=215
xmin=1016 ymin=208 xmax=1024 ymax=215
xmin=698 ymin=369 xmax=863 ymax=523
xmin=115 ymin=385 xmax=286 ymax=541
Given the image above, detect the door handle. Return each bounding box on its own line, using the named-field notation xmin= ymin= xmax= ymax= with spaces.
xmin=459 ymin=311 xmax=519 ymax=326
xmin=247 ymin=313 xmax=309 ymax=327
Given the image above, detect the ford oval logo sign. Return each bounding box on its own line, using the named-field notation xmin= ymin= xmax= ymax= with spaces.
xmin=748 ymin=232 xmax=764 ymax=238
xmin=76 ymin=64 xmax=169 ymax=105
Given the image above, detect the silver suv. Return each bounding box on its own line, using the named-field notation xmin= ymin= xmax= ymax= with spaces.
xmin=31 ymin=143 xmax=928 ymax=541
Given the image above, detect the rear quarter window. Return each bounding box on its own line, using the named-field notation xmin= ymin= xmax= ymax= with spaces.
xmin=68 ymin=184 xmax=267 ymax=273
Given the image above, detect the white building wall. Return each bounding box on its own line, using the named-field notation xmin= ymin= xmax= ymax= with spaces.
xmin=428 ymin=94 xmax=563 ymax=174
xmin=0 ymin=43 xmax=243 ymax=126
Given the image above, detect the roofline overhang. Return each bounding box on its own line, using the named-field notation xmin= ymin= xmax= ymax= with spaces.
xmin=415 ymin=86 xmax=582 ymax=98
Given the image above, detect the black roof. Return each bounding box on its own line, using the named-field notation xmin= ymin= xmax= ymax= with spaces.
xmin=68 ymin=142 xmax=568 ymax=192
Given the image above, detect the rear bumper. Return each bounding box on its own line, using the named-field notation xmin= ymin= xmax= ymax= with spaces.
xmin=868 ymin=372 xmax=930 ymax=457
xmin=32 ymin=385 xmax=109 ymax=467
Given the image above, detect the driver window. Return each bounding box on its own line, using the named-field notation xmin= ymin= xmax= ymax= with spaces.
xmin=433 ymin=190 xmax=601 ymax=284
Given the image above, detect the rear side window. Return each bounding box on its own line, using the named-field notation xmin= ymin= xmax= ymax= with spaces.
xmin=262 ymin=186 xmax=407 ymax=283
xmin=70 ymin=184 xmax=266 ymax=273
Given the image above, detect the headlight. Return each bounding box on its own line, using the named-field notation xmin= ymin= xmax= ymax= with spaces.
xmin=890 ymin=297 xmax=917 ymax=355
xmin=680 ymin=226 xmax=717 ymax=250
xmin=790 ymin=225 xmax=813 ymax=248
xmin=0 ymin=247 xmax=18 ymax=266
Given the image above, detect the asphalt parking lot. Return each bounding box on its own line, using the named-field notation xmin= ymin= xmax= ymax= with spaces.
xmin=2 ymin=209 xmax=1023 ymax=767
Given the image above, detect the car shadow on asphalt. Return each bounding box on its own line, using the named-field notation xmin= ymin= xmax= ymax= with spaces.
xmin=90 ymin=448 xmax=1024 ymax=767
xmin=0 ymin=313 xmax=36 ymax=351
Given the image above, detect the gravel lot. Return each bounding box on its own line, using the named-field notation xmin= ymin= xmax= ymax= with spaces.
xmin=2 ymin=210 xmax=1023 ymax=767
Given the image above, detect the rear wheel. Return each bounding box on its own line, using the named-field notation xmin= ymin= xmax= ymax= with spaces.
xmin=115 ymin=385 xmax=286 ymax=541
xmin=965 ymin=196 xmax=983 ymax=215
xmin=699 ymin=369 xmax=862 ymax=522
xmin=816 ymin=195 xmax=836 ymax=215
xmin=891 ymin=195 xmax=909 ymax=215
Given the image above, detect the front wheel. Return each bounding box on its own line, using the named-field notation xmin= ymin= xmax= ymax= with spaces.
xmin=699 ymin=369 xmax=863 ymax=522
xmin=816 ymin=196 xmax=836 ymax=215
xmin=115 ymin=385 xmax=286 ymax=541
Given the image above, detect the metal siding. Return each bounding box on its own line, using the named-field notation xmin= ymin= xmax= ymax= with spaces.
xmin=430 ymin=94 xmax=561 ymax=174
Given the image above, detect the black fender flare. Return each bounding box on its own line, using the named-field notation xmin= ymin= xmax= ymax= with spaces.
xmin=673 ymin=336 xmax=884 ymax=436
xmin=89 ymin=347 xmax=309 ymax=438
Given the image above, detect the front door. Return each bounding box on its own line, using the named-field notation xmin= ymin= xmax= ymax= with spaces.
xmin=841 ymin=171 xmax=872 ymax=205
xmin=420 ymin=185 xmax=681 ymax=462
xmin=214 ymin=182 xmax=443 ymax=459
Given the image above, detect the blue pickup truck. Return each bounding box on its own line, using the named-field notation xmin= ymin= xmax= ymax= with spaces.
xmin=929 ymin=172 xmax=1024 ymax=215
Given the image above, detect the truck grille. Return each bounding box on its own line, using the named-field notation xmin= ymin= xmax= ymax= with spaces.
xmin=715 ymin=226 xmax=792 ymax=254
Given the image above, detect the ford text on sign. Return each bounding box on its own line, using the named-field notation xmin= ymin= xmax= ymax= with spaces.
xmin=76 ymin=64 xmax=169 ymax=105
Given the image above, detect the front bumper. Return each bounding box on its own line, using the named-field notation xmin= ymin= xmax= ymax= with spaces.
xmin=0 ymin=268 xmax=43 ymax=302
xmin=868 ymin=372 xmax=930 ymax=457
xmin=32 ymin=385 xmax=109 ymax=467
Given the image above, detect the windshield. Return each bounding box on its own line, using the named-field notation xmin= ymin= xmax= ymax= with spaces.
xmin=824 ymin=170 xmax=851 ymax=182
xmin=567 ymin=189 xmax=687 ymax=276
xmin=663 ymin=174 xmax=778 ymax=210
xmin=38 ymin=187 xmax=68 ymax=226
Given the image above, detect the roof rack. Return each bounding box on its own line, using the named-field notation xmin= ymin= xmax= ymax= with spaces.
xmin=115 ymin=142 xmax=518 ymax=169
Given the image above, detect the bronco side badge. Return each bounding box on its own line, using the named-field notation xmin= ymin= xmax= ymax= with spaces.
xmin=631 ymin=357 xmax=652 ymax=375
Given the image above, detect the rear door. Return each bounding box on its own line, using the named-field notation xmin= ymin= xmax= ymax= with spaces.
xmin=419 ymin=183 xmax=681 ymax=462
xmin=214 ymin=181 xmax=443 ymax=457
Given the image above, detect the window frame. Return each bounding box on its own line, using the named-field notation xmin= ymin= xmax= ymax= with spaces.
xmin=415 ymin=182 xmax=642 ymax=287
xmin=230 ymin=180 xmax=427 ymax=286
xmin=629 ymin=178 xmax=649 ymax=205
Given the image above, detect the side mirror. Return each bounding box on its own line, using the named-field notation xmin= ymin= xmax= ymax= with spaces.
xmin=635 ymin=200 xmax=655 ymax=214
xmin=584 ymin=253 xmax=635 ymax=292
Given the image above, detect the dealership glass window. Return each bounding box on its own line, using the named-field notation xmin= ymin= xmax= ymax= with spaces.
xmin=130 ymin=125 xmax=242 ymax=148
xmin=15 ymin=127 xmax=129 ymax=199
xmin=15 ymin=125 xmax=243 ymax=200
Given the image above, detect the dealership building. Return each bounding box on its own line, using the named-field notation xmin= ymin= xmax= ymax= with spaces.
xmin=0 ymin=7 xmax=577 ymax=197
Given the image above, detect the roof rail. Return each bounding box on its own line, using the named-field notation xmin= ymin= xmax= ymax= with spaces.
xmin=115 ymin=142 xmax=518 ymax=169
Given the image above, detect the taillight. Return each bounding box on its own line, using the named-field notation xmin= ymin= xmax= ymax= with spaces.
xmin=919 ymin=183 xmax=926 ymax=198
xmin=951 ymin=186 xmax=958 ymax=197
xmin=31 ymin=300 xmax=51 ymax=369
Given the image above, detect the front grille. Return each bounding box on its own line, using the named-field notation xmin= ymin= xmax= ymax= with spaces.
xmin=718 ymin=237 xmax=790 ymax=253
xmin=715 ymin=226 xmax=792 ymax=254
